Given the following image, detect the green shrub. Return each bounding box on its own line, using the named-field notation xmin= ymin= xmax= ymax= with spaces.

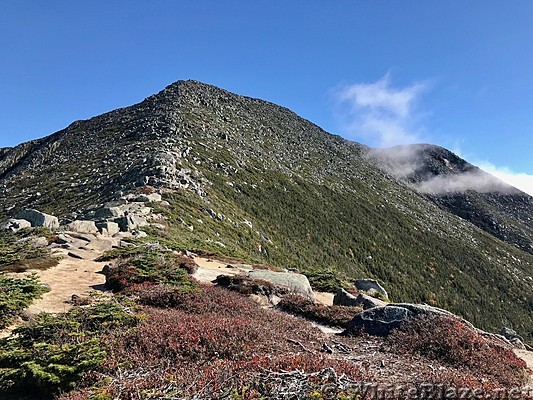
xmin=105 ymin=249 xmax=197 ymax=292
xmin=0 ymin=300 xmax=141 ymax=396
xmin=0 ymin=230 xmax=58 ymax=272
xmin=0 ymin=273 xmax=48 ymax=328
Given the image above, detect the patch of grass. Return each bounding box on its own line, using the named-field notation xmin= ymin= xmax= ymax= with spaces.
xmin=0 ymin=273 xmax=48 ymax=328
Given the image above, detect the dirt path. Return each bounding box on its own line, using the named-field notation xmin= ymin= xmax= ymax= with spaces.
xmin=23 ymin=232 xmax=123 ymax=314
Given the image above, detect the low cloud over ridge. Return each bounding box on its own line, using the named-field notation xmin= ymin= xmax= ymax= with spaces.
xmin=477 ymin=162 xmax=533 ymax=196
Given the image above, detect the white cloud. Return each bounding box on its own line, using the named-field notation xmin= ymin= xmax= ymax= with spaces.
xmin=335 ymin=74 xmax=428 ymax=147
xmin=477 ymin=161 xmax=533 ymax=196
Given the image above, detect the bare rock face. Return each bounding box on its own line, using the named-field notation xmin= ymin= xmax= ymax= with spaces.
xmin=15 ymin=209 xmax=59 ymax=230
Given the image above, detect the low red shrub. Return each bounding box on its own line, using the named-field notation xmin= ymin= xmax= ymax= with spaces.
xmin=389 ymin=314 xmax=529 ymax=388
xmin=278 ymin=294 xmax=361 ymax=328
xmin=89 ymin=286 xmax=367 ymax=399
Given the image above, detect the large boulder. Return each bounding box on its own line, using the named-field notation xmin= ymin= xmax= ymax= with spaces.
xmin=94 ymin=206 xmax=125 ymax=219
xmin=16 ymin=209 xmax=59 ymax=230
xmin=356 ymin=293 xmax=388 ymax=310
xmin=354 ymin=279 xmax=389 ymax=300
xmin=248 ymin=270 xmax=314 ymax=299
xmin=65 ymin=220 xmax=99 ymax=234
xmin=345 ymin=303 xmax=459 ymax=336
xmin=333 ymin=288 xmax=387 ymax=310
xmin=115 ymin=215 xmax=149 ymax=232
xmin=96 ymin=221 xmax=120 ymax=236
xmin=346 ymin=306 xmax=411 ymax=336
xmin=0 ymin=218 xmax=32 ymax=232
xmin=333 ymin=288 xmax=359 ymax=307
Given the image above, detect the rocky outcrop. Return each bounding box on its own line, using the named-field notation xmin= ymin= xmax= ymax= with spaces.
xmin=15 ymin=209 xmax=59 ymax=230
xmin=215 ymin=270 xmax=314 ymax=300
xmin=58 ymin=192 xmax=161 ymax=235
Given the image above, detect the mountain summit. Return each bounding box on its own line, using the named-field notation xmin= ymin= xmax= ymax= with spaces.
xmin=1 ymin=80 xmax=532 ymax=338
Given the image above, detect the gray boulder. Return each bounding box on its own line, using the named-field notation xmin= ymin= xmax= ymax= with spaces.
xmin=16 ymin=209 xmax=59 ymax=230
xmin=500 ymin=327 xmax=526 ymax=349
xmin=346 ymin=306 xmax=411 ymax=336
xmin=500 ymin=327 xmax=524 ymax=342
xmin=115 ymin=215 xmax=148 ymax=232
xmin=334 ymin=288 xmax=387 ymax=309
xmin=356 ymin=293 xmax=388 ymax=310
xmin=94 ymin=206 xmax=125 ymax=219
xmin=96 ymin=221 xmax=120 ymax=236
xmin=354 ymin=279 xmax=388 ymax=300
xmin=345 ymin=303 xmax=459 ymax=336
xmin=0 ymin=218 xmax=32 ymax=232
xmin=65 ymin=220 xmax=99 ymax=234
xmin=333 ymin=288 xmax=359 ymax=307
xmin=247 ymin=270 xmax=314 ymax=299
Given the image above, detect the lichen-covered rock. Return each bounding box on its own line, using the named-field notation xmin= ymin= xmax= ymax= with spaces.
xmin=15 ymin=209 xmax=59 ymax=230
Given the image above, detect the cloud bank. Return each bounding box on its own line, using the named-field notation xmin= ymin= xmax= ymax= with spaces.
xmin=335 ymin=74 xmax=428 ymax=147
xmin=477 ymin=162 xmax=533 ymax=196
xmin=415 ymin=170 xmax=518 ymax=195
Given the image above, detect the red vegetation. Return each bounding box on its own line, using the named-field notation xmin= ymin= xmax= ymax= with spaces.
xmin=277 ymin=294 xmax=361 ymax=328
xmin=76 ymin=286 xmax=367 ymax=398
xmin=388 ymin=314 xmax=530 ymax=388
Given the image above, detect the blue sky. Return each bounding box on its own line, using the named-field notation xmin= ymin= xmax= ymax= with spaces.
xmin=1 ymin=1 xmax=532 ymax=194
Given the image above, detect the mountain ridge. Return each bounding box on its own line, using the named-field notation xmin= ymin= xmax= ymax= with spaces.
xmin=1 ymin=79 xmax=532 ymax=339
